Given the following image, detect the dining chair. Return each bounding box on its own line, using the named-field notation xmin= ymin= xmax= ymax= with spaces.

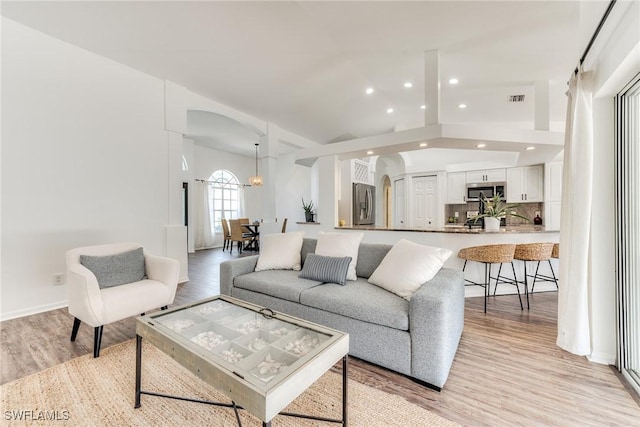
xmin=229 ymin=219 xmax=253 ymax=254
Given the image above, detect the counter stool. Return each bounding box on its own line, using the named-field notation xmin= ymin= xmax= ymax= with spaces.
xmin=513 ymin=243 xmax=554 ymax=309
xmin=458 ymin=244 xmax=520 ymax=313
xmin=530 ymin=243 xmax=559 ymax=293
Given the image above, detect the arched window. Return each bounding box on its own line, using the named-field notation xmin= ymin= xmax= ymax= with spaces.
xmin=209 ymin=170 xmax=239 ymax=233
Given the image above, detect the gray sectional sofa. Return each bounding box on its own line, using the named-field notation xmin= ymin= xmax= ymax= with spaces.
xmin=220 ymin=238 xmax=464 ymax=390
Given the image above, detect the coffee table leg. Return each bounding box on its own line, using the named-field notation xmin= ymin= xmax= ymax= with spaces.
xmin=135 ymin=334 xmax=142 ymax=408
xmin=343 ymin=355 xmax=348 ymax=426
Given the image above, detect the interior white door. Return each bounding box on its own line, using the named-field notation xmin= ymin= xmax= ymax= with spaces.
xmin=412 ymin=176 xmax=437 ymax=229
xmin=393 ymin=178 xmax=405 ymax=227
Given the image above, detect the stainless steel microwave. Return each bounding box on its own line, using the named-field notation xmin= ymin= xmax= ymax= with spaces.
xmin=466 ymin=183 xmax=506 ymax=201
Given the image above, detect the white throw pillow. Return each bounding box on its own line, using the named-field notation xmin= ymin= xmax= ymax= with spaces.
xmin=315 ymin=232 xmax=364 ymax=281
xmin=368 ymin=239 xmax=452 ymax=300
xmin=255 ymin=232 xmax=304 ymax=271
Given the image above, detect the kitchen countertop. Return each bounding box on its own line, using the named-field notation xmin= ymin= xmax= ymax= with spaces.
xmin=335 ymin=224 xmax=555 ymax=234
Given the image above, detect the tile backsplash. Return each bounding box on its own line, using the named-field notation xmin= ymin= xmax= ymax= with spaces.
xmin=445 ymin=202 xmax=544 ymax=226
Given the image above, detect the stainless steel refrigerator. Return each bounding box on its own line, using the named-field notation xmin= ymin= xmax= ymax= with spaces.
xmin=352 ymin=183 xmax=375 ymax=225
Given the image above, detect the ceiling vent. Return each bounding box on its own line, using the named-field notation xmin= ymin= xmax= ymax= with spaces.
xmin=508 ymin=95 xmax=525 ymax=102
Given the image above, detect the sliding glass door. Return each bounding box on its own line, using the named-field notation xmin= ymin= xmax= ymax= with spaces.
xmin=615 ymin=72 xmax=640 ymax=395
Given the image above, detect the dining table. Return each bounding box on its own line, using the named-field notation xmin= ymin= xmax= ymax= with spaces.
xmin=242 ymin=222 xmax=260 ymax=251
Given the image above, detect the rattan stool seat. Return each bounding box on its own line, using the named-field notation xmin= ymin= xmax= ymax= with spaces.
xmin=458 ymin=244 xmax=516 ymax=264
xmin=513 ymin=242 xmax=558 ymax=302
xmin=514 ymin=243 xmax=554 ymax=261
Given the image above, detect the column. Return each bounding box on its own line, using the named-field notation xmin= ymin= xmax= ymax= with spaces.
xmin=424 ymin=50 xmax=441 ymax=125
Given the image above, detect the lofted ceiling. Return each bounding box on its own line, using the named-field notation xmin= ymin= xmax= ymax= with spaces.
xmin=2 ymin=1 xmax=592 ymax=156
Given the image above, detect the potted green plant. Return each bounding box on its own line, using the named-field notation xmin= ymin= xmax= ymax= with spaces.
xmin=472 ymin=193 xmax=530 ymax=231
xmin=302 ymin=197 xmax=315 ymax=222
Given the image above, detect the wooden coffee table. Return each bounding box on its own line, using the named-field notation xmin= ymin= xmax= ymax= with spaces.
xmin=135 ymin=295 xmax=349 ymax=426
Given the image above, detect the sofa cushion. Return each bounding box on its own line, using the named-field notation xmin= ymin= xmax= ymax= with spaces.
xmin=315 ymin=232 xmax=364 ymax=281
xmin=255 ymin=231 xmax=304 ymax=271
xmin=299 ymin=278 xmax=409 ymax=330
xmin=301 ymin=238 xmax=318 ymax=265
xmin=80 ymin=247 xmax=145 ymax=289
xmin=298 ymin=254 xmax=352 ymax=285
xmin=368 ymin=239 xmax=452 ymax=300
xmin=355 ymin=243 xmax=393 ymax=279
xmin=233 ymin=270 xmax=323 ymax=303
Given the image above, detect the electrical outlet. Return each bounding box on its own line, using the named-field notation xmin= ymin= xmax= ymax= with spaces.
xmin=454 ymin=212 xmax=459 ymax=218
xmin=53 ymin=273 xmax=64 ymax=285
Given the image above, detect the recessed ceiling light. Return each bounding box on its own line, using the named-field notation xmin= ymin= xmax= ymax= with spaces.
xmin=366 ymin=87 xmax=374 ymax=95
xmin=404 ymin=82 xmax=413 ymax=88
xmin=419 ymin=143 xmax=428 ymax=147
xmin=458 ymin=104 xmax=467 ymax=109
xmin=387 ymin=108 xmax=394 ymax=114
xmin=476 ymin=143 xmax=487 ymax=148
xmin=449 ymin=78 xmax=459 ymax=85
xmin=420 ymin=105 xmax=426 ymax=110
xmin=526 ymin=146 xmax=536 ymax=151
xmin=366 ymin=151 xmax=374 ymax=155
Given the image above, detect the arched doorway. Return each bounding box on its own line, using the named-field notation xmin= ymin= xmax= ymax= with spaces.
xmin=382 ymin=175 xmax=392 ymax=228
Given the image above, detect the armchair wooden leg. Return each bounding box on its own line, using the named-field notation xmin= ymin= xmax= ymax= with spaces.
xmin=70 ymin=317 xmax=81 ymax=341
xmin=94 ymin=326 xmax=104 ymax=358
xmin=161 ymin=306 xmax=168 ymax=310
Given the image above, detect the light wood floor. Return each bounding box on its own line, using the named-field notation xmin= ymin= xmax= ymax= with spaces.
xmin=2 ymin=248 xmax=638 ymax=426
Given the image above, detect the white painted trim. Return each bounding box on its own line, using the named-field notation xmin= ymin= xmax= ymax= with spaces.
xmin=295 ymin=123 xmax=563 ymax=165
xmin=0 ymin=301 xmax=68 ymax=322
xmin=587 ymin=351 xmax=616 ymax=366
xmin=621 ymin=370 xmax=640 ymax=397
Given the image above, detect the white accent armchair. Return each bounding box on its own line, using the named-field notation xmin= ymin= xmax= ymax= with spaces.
xmin=66 ymin=242 xmax=179 ymax=357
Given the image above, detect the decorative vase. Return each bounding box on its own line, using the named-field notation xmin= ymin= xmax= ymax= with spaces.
xmin=484 ymin=217 xmax=500 ymax=232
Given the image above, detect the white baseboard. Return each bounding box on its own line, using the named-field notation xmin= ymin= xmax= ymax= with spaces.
xmin=587 ymin=351 xmax=616 ymax=365
xmin=464 ymin=282 xmax=558 ymax=298
xmin=0 ymin=300 xmax=68 ymax=322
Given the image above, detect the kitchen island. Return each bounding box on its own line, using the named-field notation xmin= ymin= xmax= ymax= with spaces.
xmin=295 ymin=222 xmax=559 ymax=298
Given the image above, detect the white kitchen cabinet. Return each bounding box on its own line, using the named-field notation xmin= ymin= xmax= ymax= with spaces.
xmin=544 ymin=161 xmax=563 ymax=230
xmin=506 ymin=165 xmax=544 ymax=203
xmin=466 ymin=168 xmax=506 ymax=183
xmin=446 ymin=172 xmax=467 ymax=204
xmin=545 ymin=201 xmax=562 ymax=230
xmin=545 ymin=162 xmax=563 ymax=202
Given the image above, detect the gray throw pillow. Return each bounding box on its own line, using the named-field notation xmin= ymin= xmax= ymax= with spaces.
xmin=80 ymin=247 xmax=146 ymax=289
xmin=298 ymin=254 xmax=352 ymax=286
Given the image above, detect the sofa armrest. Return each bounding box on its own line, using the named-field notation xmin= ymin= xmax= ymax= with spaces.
xmin=145 ymin=253 xmax=180 ymax=304
xmin=219 ymin=255 xmax=259 ymax=296
xmin=409 ymin=268 xmax=465 ymax=389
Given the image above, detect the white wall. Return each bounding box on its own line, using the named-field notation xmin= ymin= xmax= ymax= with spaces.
xmin=1 ymin=19 xmax=172 ymax=319
xmin=192 ymin=144 xmax=260 ymax=244
xmin=189 ymin=144 xmax=312 ymax=243
xmin=273 ymin=153 xmax=312 ymax=230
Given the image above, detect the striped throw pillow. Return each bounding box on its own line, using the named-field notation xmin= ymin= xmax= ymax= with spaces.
xmin=298 ymin=254 xmax=352 ymax=286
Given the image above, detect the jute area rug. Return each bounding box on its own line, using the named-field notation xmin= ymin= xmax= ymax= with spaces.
xmin=1 ymin=340 xmax=458 ymax=426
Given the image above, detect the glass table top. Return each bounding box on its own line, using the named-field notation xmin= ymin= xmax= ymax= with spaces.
xmin=139 ymin=296 xmax=338 ymax=390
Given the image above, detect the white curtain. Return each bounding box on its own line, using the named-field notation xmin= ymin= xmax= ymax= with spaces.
xmin=238 ymin=185 xmax=247 ymax=218
xmin=194 ymin=181 xmax=215 ymax=250
xmin=557 ymin=70 xmax=594 ymax=355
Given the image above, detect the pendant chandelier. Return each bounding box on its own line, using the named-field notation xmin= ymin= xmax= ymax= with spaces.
xmin=249 ymin=143 xmax=263 ymax=186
